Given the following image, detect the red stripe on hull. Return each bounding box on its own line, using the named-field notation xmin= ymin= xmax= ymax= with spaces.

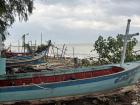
xmin=0 ymin=66 xmax=123 ymax=87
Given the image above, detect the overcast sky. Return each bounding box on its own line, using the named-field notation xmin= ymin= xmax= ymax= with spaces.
xmin=5 ymin=0 xmax=140 ymax=45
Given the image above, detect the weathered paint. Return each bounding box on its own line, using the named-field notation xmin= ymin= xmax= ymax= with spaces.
xmin=0 ymin=62 xmax=140 ymax=102
xmin=0 ymin=58 xmax=6 ymax=75
xmin=0 ymin=66 xmax=123 ymax=87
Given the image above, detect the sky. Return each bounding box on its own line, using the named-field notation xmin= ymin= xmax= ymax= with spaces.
xmin=5 ymin=0 xmax=140 ymax=46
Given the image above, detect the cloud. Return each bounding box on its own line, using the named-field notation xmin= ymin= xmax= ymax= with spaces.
xmin=41 ymin=0 xmax=81 ymax=6
xmin=7 ymin=0 xmax=140 ymax=44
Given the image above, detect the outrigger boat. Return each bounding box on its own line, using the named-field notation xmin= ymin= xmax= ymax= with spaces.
xmin=0 ymin=19 xmax=140 ymax=102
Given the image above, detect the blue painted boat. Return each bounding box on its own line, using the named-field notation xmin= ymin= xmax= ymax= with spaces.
xmin=0 ymin=19 xmax=140 ymax=102
xmin=6 ymin=40 xmax=51 ymax=68
xmin=0 ymin=62 xmax=140 ymax=102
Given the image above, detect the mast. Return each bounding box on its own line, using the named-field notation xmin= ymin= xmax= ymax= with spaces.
xmin=120 ymin=19 xmax=131 ymax=66
xmin=120 ymin=19 xmax=139 ymax=66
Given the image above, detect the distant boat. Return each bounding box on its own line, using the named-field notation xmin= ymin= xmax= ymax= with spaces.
xmin=2 ymin=51 xmax=31 ymax=58
xmin=0 ymin=20 xmax=140 ymax=103
xmin=2 ymin=43 xmax=33 ymax=58
xmin=6 ymin=40 xmax=51 ymax=68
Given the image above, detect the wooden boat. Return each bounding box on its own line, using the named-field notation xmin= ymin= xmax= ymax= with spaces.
xmin=2 ymin=50 xmax=31 ymax=58
xmin=1 ymin=44 xmax=32 ymax=58
xmin=6 ymin=54 xmax=46 ymax=68
xmin=0 ymin=62 xmax=140 ymax=102
xmin=0 ymin=19 xmax=140 ymax=102
xmin=6 ymin=40 xmax=51 ymax=68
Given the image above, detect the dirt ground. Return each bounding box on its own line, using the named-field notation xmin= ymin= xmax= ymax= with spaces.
xmin=7 ymin=87 xmax=139 ymax=105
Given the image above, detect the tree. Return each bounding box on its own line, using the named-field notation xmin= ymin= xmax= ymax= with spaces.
xmin=94 ymin=36 xmax=110 ymax=64
xmin=81 ymin=58 xmax=90 ymax=66
xmin=0 ymin=0 xmax=34 ymax=41
xmin=94 ymin=34 xmax=138 ymax=64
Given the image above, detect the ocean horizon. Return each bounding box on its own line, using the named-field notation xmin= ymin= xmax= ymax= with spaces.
xmin=48 ymin=42 xmax=140 ymax=59
xmin=6 ymin=42 xmax=140 ymax=59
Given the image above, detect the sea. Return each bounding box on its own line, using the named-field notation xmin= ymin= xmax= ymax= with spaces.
xmin=8 ymin=42 xmax=140 ymax=59
xmin=50 ymin=43 xmax=96 ymax=59
xmin=47 ymin=42 xmax=140 ymax=59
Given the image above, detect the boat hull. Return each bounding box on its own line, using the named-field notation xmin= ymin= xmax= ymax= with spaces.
xmin=0 ymin=64 xmax=139 ymax=102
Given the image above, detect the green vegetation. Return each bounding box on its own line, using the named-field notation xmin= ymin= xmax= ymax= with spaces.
xmin=81 ymin=34 xmax=139 ymax=66
xmin=81 ymin=58 xmax=90 ymax=66
xmin=94 ymin=35 xmax=138 ymax=64
xmin=0 ymin=0 xmax=34 ymax=40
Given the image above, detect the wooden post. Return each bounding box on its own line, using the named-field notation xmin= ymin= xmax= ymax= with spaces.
xmin=35 ymin=40 xmax=37 ymax=51
xmin=41 ymin=32 xmax=42 ymax=45
xmin=61 ymin=44 xmax=65 ymax=58
xmin=22 ymin=33 xmax=29 ymax=53
xmin=72 ymin=47 xmax=75 ymax=58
